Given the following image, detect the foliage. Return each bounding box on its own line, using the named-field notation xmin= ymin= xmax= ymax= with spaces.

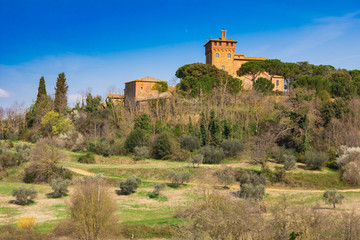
xmin=119 ymin=176 xmax=141 ymax=195
xmin=49 ymin=178 xmax=71 ymax=198
xmin=282 ymin=153 xmax=297 ymax=170
xmin=323 ymin=189 xmax=345 ymax=208
xmin=320 ymin=98 xmax=350 ymax=125
xmin=41 ymin=110 xmax=73 ymax=136
xmin=215 ymin=169 xmax=235 ymax=188
xmin=17 ymin=216 xmax=36 ymax=230
xmin=152 ymin=133 xmax=172 ymax=159
xmin=239 ymin=172 xmax=266 ymax=201
xmin=180 ymin=135 xmax=200 ymax=152
xmin=24 ymin=144 xmax=72 ymax=183
xmin=78 ymin=152 xmax=95 ymax=164
xmin=198 ymin=145 xmax=225 ymax=164
xmin=253 ymin=77 xmax=275 ymax=94
xmin=221 ymin=139 xmax=244 ymax=157
xmin=208 ymin=110 xmax=222 ymax=145
xmin=189 ymin=154 xmax=204 ymax=168
xmin=169 ymin=171 xmax=190 ymax=186
xmin=134 ymin=114 xmax=152 ymax=133
xmin=134 ymin=146 xmax=150 ymax=160
xmin=152 ymin=81 xmax=168 ymax=93
xmin=68 ymin=175 xmax=118 ymax=240
xmin=54 ymin=72 xmax=69 ymax=114
xmin=12 ymin=185 xmax=37 ymax=205
xmin=125 ymin=129 xmax=146 ymax=153
xmin=236 ymin=61 xmax=265 ymax=81
xmin=305 ymin=151 xmax=328 ymax=170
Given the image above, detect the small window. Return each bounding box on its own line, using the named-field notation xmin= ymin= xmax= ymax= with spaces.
xmin=231 ymin=43 xmax=233 ymax=46
xmin=227 ymin=53 xmax=231 ymax=59
xmin=216 ymin=53 xmax=219 ymax=58
xmin=226 ymin=42 xmax=229 ymax=46
xmin=221 ymin=65 xmax=225 ymax=70
xmin=219 ymin=42 xmax=222 ymax=46
xmin=214 ymin=42 xmax=217 ymax=46
xmin=276 ymin=80 xmax=279 ymax=87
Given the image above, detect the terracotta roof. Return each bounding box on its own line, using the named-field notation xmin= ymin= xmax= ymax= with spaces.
xmin=107 ymin=94 xmax=124 ymax=99
xmin=243 ymin=56 xmax=268 ymax=61
xmin=125 ymin=76 xmax=165 ymax=84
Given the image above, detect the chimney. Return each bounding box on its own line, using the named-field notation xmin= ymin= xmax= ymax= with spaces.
xmin=221 ymin=30 xmax=227 ymax=39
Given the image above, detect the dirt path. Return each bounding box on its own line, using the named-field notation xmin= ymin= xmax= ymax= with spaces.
xmin=66 ymin=167 xmax=360 ymax=193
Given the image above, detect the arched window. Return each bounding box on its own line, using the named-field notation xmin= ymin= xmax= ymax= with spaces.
xmin=227 ymin=53 xmax=231 ymax=59
xmin=221 ymin=65 xmax=225 ymax=70
xmin=216 ymin=53 xmax=219 ymax=58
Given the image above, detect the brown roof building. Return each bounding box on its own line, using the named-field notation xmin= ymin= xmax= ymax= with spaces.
xmin=205 ymin=30 xmax=284 ymax=91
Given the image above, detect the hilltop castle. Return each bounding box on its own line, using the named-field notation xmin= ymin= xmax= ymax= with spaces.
xmin=204 ymin=30 xmax=284 ymax=91
xmin=109 ymin=30 xmax=285 ymax=107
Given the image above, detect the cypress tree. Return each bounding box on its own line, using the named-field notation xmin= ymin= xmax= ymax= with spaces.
xmin=54 ymin=72 xmax=69 ymax=114
xmin=36 ymin=76 xmax=47 ymax=104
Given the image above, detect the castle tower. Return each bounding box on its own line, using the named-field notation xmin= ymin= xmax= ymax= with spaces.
xmin=204 ymin=30 xmax=238 ymax=76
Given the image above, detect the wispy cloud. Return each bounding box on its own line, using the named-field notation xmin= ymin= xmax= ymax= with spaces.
xmin=0 ymin=89 xmax=10 ymax=98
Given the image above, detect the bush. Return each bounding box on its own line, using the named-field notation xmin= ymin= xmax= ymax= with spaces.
xmin=12 ymin=185 xmax=37 ymax=205
xmin=0 ymin=225 xmax=47 ymax=240
xmin=134 ymin=114 xmax=152 ymax=133
xmin=119 ymin=176 xmax=141 ymax=195
xmin=24 ymin=144 xmax=72 ymax=183
xmin=153 ymin=182 xmax=166 ymax=194
xmin=282 ymin=154 xmax=297 ymax=170
xmin=305 ymin=151 xmax=328 ymax=170
xmin=189 ymin=154 xmax=204 ymax=168
xmin=91 ymin=141 xmax=111 ymax=156
xmin=253 ymin=77 xmax=274 ymax=94
xmin=17 ymin=216 xmax=36 ymax=230
xmin=125 ymin=129 xmax=146 ymax=153
xmin=180 ymin=135 xmax=200 ymax=152
xmin=78 ymin=152 xmax=95 ymax=164
xmin=239 ymin=172 xmax=266 ymax=201
xmin=342 ymin=160 xmax=360 ymax=186
xmin=323 ymin=189 xmax=345 ymax=208
xmin=170 ymin=149 xmax=190 ymax=162
xmin=134 ymin=146 xmax=150 ymax=161
xmin=152 ymin=133 xmax=172 ymax=159
xmin=221 ymin=139 xmax=244 ymax=157
xmin=68 ymin=175 xmax=119 ymax=240
xmin=15 ymin=144 xmax=31 ymax=162
xmin=198 ymin=145 xmax=225 ymax=164
xmin=49 ymin=178 xmax=71 ymax=198
xmin=169 ymin=171 xmax=190 ymax=186
xmin=215 ymin=169 xmax=235 ymax=188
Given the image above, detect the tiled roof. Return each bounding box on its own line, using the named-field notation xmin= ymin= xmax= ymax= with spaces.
xmin=125 ymin=76 xmax=165 ymax=84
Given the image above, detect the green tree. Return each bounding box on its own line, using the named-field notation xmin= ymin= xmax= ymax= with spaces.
xmin=36 ymin=76 xmax=47 ymax=104
xmin=40 ymin=110 xmax=73 ymax=136
xmin=253 ymin=77 xmax=274 ymax=94
xmin=54 ymin=72 xmax=69 ymax=114
xmin=208 ymin=110 xmax=222 ymax=145
xmin=151 ymin=81 xmax=168 ymax=93
xmin=323 ymin=189 xmax=344 ymax=208
xmin=134 ymin=114 xmax=152 ymax=133
xmin=152 ymin=133 xmax=172 ymax=159
xmin=236 ymin=61 xmax=265 ymax=81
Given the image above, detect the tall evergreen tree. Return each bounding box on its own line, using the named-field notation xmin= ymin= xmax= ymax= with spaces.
xmin=36 ymin=76 xmax=47 ymax=104
xmin=54 ymin=72 xmax=68 ymax=114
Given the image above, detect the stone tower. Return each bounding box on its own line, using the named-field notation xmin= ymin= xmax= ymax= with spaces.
xmin=204 ymin=30 xmax=238 ymax=76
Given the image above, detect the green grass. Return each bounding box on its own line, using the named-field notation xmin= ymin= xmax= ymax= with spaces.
xmin=0 ymin=207 xmax=19 ymax=218
xmin=0 ymin=181 xmax=50 ymax=196
xmin=287 ymin=171 xmax=350 ymax=189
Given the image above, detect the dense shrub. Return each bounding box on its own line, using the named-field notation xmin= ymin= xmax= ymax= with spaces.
xmin=148 ymin=182 xmax=166 ymax=199
xmin=282 ymin=154 xmax=297 ymax=170
xmin=0 ymin=225 xmax=47 ymax=240
xmin=12 ymin=185 xmax=37 ymax=205
xmin=198 ymin=145 xmax=225 ymax=164
xmin=305 ymin=151 xmax=328 ymax=170
xmin=180 ymin=135 xmax=200 ymax=152
xmin=134 ymin=146 xmax=150 ymax=160
xmin=67 ymin=175 xmax=119 ymax=240
xmin=152 ymin=133 xmax=172 ymax=159
xmin=125 ymin=129 xmax=146 ymax=153
xmin=239 ymin=172 xmax=266 ymax=201
xmin=49 ymin=178 xmax=71 ymax=198
xmin=215 ymin=169 xmax=235 ymax=188
xmin=253 ymin=77 xmax=275 ymax=94
xmin=91 ymin=141 xmax=111 ymax=156
xmin=15 ymin=144 xmax=31 ymax=162
xmin=170 ymin=149 xmax=190 ymax=162
xmin=189 ymin=154 xmax=204 ymax=168
xmin=134 ymin=114 xmax=152 ymax=133
xmin=221 ymin=139 xmax=244 ymax=157
xmin=119 ymin=176 xmax=141 ymax=195
xmin=17 ymin=216 xmax=36 ymax=230
xmin=78 ymin=152 xmax=95 ymax=164
xmin=342 ymin=161 xmax=360 ymax=186
xmin=323 ymin=189 xmax=345 ymax=208
xmin=24 ymin=144 xmax=72 ymax=183
xmin=169 ymin=171 xmax=190 ymax=186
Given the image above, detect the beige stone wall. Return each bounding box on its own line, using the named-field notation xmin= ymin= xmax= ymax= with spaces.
xmin=135 ymin=82 xmax=160 ymax=100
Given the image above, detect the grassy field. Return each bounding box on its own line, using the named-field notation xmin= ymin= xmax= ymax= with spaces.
xmin=1 ymin=144 xmax=360 ymax=238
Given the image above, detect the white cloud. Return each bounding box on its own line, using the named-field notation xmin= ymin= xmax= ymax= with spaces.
xmin=0 ymin=89 xmax=10 ymax=98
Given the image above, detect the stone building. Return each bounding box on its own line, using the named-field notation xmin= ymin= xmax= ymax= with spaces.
xmin=124 ymin=76 xmax=172 ymax=109
xmin=204 ymin=30 xmax=284 ymax=91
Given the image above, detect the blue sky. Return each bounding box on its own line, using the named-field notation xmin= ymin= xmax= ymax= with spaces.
xmin=1 ymin=0 xmax=360 ymax=109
